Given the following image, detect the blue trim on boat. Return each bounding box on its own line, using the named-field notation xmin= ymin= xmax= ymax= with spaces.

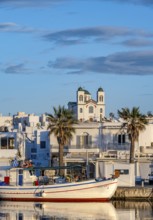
xmin=0 ymin=179 xmax=115 ymax=191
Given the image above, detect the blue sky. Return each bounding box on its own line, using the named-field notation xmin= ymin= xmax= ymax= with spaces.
xmin=0 ymin=0 xmax=153 ymax=117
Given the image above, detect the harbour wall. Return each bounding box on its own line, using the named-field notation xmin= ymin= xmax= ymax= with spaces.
xmin=112 ymin=186 xmax=153 ymax=201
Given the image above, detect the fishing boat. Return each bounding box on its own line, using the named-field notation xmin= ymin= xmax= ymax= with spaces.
xmin=0 ymin=166 xmax=118 ymax=202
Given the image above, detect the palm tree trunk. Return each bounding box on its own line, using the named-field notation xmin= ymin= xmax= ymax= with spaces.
xmin=59 ymin=143 xmax=64 ymax=176
xmin=130 ymin=138 xmax=135 ymax=163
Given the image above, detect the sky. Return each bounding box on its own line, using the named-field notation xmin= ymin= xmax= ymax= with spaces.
xmin=0 ymin=0 xmax=153 ymax=117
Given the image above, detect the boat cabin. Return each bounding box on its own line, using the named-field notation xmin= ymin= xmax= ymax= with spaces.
xmin=6 ymin=168 xmax=37 ymax=186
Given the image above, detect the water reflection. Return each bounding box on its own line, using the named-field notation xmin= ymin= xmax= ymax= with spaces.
xmin=113 ymin=200 xmax=153 ymax=220
xmin=0 ymin=200 xmax=153 ymax=220
xmin=0 ymin=201 xmax=117 ymax=220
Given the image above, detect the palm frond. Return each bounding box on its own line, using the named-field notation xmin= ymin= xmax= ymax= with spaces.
xmin=46 ymin=106 xmax=78 ymax=174
xmin=118 ymin=106 xmax=148 ymax=163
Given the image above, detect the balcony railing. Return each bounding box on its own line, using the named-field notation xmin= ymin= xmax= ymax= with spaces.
xmin=103 ymin=143 xmax=130 ymax=151
xmin=51 ymin=145 xmax=100 ymax=153
xmin=51 ymin=144 xmax=99 ymax=149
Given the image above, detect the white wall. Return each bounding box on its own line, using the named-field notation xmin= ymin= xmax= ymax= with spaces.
xmin=0 ymin=115 xmax=13 ymax=126
xmin=0 ymin=149 xmax=17 ymax=159
xmin=138 ymin=123 xmax=153 ymax=147
xmin=99 ymin=161 xmax=135 ymax=187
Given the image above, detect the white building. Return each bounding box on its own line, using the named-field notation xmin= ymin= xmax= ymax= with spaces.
xmin=49 ymin=121 xmax=101 ymax=176
xmin=24 ymin=126 xmax=50 ymax=167
xmin=1 ymin=87 xmax=153 ymax=186
xmin=0 ymin=113 xmax=51 ymax=177
xmin=68 ymin=87 xmax=105 ymax=122
xmin=13 ymin=112 xmax=40 ymax=129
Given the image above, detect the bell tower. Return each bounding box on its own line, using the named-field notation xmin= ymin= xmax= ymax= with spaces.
xmin=77 ymin=87 xmax=85 ymax=104
xmin=97 ymin=87 xmax=105 ymax=120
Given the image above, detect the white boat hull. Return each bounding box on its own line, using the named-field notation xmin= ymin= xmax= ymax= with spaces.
xmin=0 ymin=178 xmax=118 ymax=202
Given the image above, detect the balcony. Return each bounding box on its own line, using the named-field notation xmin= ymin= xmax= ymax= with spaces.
xmin=103 ymin=143 xmax=130 ymax=151
xmin=51 ymin=145 xmax=100 ymax=154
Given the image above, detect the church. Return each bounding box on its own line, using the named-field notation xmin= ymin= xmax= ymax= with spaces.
xmin=68 ymin=87 xmax=105 ymax=122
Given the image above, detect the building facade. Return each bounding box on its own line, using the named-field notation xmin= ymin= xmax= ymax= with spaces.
xmin=0 ymin=113 xmax=51 ymax=171
xmin=1 ymin=87 xmax=153 ymax=185
xmin=68 ymin=87 xmax=105 ymax=122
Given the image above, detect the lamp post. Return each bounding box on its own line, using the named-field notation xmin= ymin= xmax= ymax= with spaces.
xmin=86 ymin=150 xmax=90 ymax=179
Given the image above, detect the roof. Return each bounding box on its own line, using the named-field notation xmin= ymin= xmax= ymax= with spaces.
xmin=68 ymin=102 xmax=77 ymax=105
xmin=84 ymin=90 xmax=90 ymax=95
xmin=78 ymin=87 xmax=83 ymax=91
xmin=78 ymin=87 xmax=90 ymax=95
xmin=86 ymin=99 xmax=97 ymax=104
xmin=98 ymin=87 xmax=103 ymax=92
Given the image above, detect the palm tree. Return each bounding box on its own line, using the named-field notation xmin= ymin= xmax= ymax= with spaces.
xmin=47 ymin=106 xmax=78 ymax=176
xmin=118 ymin=107 xmax=148 ymax=163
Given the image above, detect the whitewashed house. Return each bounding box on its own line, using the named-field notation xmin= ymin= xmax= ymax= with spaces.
xmin=0 ymin=113 xmax=51 ymax=182
xmin=0 ymin=113 xmax=13 ymax=128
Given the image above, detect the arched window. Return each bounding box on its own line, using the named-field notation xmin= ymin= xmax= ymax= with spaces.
xmin=80 ymin=108 xmax=83 ymax=113
xmin=76 ymin=132 xmax=92 ymax=147
xmin=99 ymin=95 xmax=103 ymax=102
xmin=100 ymin=108 xmax=103 ymax=113
xmin=89 ymin=106 xmax=93 ymax=113
xmin=79 ymin=95 xmax=83 ymax=102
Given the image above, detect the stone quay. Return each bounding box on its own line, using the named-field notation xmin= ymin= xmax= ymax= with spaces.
xmin=112 ymin=186 xmax=153 ymax=201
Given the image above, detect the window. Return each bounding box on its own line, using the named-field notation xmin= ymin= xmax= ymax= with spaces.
xmin=100 ymin=108 xmax=103 ymax=113
xmin=99 ymin=95 xmax=103 ymax=102
xmin=83 ymin=135 xmax=88 ymax=146
xmin=89 ymin=106 xmax=93 ymax=113
xmin=31 ymin=148 xmax=37 ymax=153
xmin=8 ymin=138 xmax=15 ymax=149
xmin=80 ymin=108 xmax=83 ymax=113
xmin=118 ymin=135 xmax=121 ymax=143
xmin=1 ymin=138 xmax=7 ymax=149
xmin=79 ymin=95 xmax=83 ymax=102
xmin=1 ymin=137 xmax=15 ymax=149
xmin=76 ymin=133 xmax=92 ymax=147
xmin=19 ymin=213 xmax=23 ymax=220
xmin=40 ymin=141 xmax=46 ymax=149
xmin=118 ymin=134 xmax=126 ymax=144
xmin=115 ymin=169 xmax=129 ymax=175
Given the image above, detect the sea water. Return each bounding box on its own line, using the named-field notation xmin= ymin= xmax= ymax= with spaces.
xmin=0 ymin=200 xmax=153 ymax=220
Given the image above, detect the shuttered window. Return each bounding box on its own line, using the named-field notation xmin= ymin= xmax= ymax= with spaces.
xmin=76 ymin=134 xmax=92 ymax=147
